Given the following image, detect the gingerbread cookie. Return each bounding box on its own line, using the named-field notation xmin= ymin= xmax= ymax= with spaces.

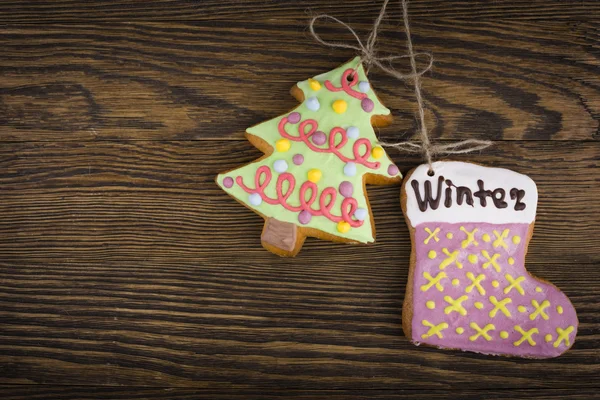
xmin=401 ymin=161 xmax=577 ymax=358
xmin=217 ymin=57 xmax=402 ymax=256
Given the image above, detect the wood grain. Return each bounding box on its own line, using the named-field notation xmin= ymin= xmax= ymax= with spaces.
xmin=1 ymin=386 xmax=599 ymax=400
xmin=0 ymin=0 xmax=599 ymax=396
xmin=1 ymin=1 xmax=600 ymax=23
xmin=0 ymin=19 xmax=598 ymax=141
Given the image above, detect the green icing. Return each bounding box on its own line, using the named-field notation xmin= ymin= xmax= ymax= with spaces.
xmin=217 ymin=57 xmax=401 ymax=243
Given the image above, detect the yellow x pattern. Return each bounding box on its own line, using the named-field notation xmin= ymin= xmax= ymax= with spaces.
xmin=469 ymin=322 xmax=495 ymax=342
xmin=489 ymin=295 xmax=512 ymax=318
xmin=493 ymin=229 xmax=510 ymax=250
xmin=460 ymin=226 xmax=479 ymax=249
xmin=530 ymin=299 xmax=550 ymax=321
xmin=553 ymin=326 xmax=574 ymax=348
xmin=420 ymin=271 xmax=447 ymax=292
xmin=421 ymin=320 xmax=449 ymax=339
xmin=514 ymin=325 xmax=539 ymax=347
xmin=481 ymin=250 xmax=502 ymax=272
xmin=465 ymin=272 xmax=486 ymax=295
xmin=444 ymin=295 xmax=468 ymax=316
xmin=504 ymin=273 xmax=525 ymax=295
xmin=440 ymin=248 xmax=462 ymax=270
xmin=424 ymin=227 xmax=440 ymax=244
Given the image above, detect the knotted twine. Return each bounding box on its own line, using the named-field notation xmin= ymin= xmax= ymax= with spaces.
xmin=309 ymin=0 xmax=492 ymax=172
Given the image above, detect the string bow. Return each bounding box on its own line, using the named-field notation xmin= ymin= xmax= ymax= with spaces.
xmin=309 ymin=0 xmax=492 ymax=172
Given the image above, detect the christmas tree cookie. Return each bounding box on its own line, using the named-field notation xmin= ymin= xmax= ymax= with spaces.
xmin=217 ymin=57 xmax=402 ymax=256
xmin=401 ymin=161 xmax=578 ymax=358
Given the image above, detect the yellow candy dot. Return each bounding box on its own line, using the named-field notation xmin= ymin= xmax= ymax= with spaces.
xmin=508 ymin=257 xmax=515 ymax=265
xmin=545 ymin=334 xmax=553 ymax=342
xmin=518 ymin=305 xmax=527 ymax=313
xmin=426 ymin=301 xmax=435 ymax=309
xmin=308 ymin=78 xmax=321 ymax=91
xmin=492 ymin=280 xmax=499 ymax=288
xmin=446 ymin=232 xmax=453 ymax=239
xmin=337 ymin=221 xmax=350 ymax=233
xmin=456 ymin=327 xmax=464 ymax=334
xmin=536 ymin=287 xmax=543 ymax=293
xmin=512 ymin=235 xmax=521 ymax=245
xmin=275 ymin=139 xmax=291 ymax=152
xmin=428 ymin=250 xmax=437 ymax=259
xmin=468 ymin=254 xmax=478 ymax=264
xmin=452 ymin=278 xmax=460 ymax=286
xmin=500 ymin=331 xmax=509 ymax=339
xmin=557 ymin=305 xmax=564 ymax=314
xmin=307 ymin=169 xmax=322 ymax=183
xmin=482 ymin=233 xmax=491 ymax=242
xmin=475 ymin=302 xmax=484 ymax=309
xmin=371 ymin=147 xmax=384 ymax=159
xmin=332 ymin=99 xmax=348 ymax=114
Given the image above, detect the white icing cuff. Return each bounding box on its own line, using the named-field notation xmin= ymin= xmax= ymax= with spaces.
xmin=405 ymin=161 xmax=537 ymax=225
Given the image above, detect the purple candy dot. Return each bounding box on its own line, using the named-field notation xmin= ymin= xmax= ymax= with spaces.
xmin=298 ymin=210 xmax=312 ymax=225
xmin=293 ymin=154 xmax=304 ymax=165
xmin=312 ymin=131 xmax=327 ymax=145
xmin=387 ymin=164 xmax=399 ymax=176
xmin=339 ymin=181 xmax=354 ymax=198
xmin=361 ymin=98 xmax=374 ymax=112
xmin=288 ymin=112 xmax=301 ymax=124
xmin=223 ymin=176 xmax=234 ymax=188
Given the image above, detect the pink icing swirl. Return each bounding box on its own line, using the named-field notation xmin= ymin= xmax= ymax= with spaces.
xmin=278 ymin=117 xmax=380 ymax=170
xmin=324 ymin=68 xmax=368 ymax=100
xmin=235 ymin=166 xmax=363 ymax=227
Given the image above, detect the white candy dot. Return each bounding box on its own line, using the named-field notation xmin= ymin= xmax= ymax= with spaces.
xmin=358 ymin=81 xmax=370 ymax=93
xmin=249 ymin=193 xmax=262 ymax=206
xmin=354 ymin=208 xmax=368 ymax=221
xmin=306 ymin=97 xmax=320 ymax=111
xmin=343 ymin=162 xmax=357 ymax=177
xmin=273 ymin=159 xmax=288 ymax=173
xmin=346 ymin=126 xmax=359 ymax=139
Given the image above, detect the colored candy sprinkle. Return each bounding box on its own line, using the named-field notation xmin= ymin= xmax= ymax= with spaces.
xmin=276 ymin=139 xmax=291 ymax=152
xmin=222 ymin=176 xmax=234 ymax=188
xmin=307 ymin=169 xmax=322 ymax=183
xmin=308 ymin=78 xmax=321 ymax=91
xmin=332 ymin=99 xmax=348 ymax=114
xmin=337 ymin=221 xmax=351 ymax=233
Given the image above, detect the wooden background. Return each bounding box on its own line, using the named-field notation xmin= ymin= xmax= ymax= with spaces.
xmin=0 ymin=0 xmax=599 ymax=398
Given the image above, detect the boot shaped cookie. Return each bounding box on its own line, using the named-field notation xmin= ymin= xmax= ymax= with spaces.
xmin=401 ymin=161 xmax=577 ymax=358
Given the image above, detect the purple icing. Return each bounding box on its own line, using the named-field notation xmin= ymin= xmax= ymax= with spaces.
xmin=298 ymin=210 xmax=312 ymax=225
xmin=411 ymin=222 xmax=577 ymax=358
xmin=292 ymin=154 xmax=304 ymax=165
xmin=288 ymin=112 xmax=301 ymax=124
xmin=388 ymin=164 xmax=399 ymax=176
xmin=361 ymin=98 xmax=374 ymax=112
xmin=312 ymin=131 xmax=327 ymax=145
xmin=223 ymin=177 xmax=234 ymax=188
xmin=339 ymin=181 xmax=354 ymax=198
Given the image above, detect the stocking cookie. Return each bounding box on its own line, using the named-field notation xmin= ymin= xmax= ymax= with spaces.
xmin=217 ymin=57 xmax=401 ymax=256
xmin=401 ymin=161 xmax=577 ymax=358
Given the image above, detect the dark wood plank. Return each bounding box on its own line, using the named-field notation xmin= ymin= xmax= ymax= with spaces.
xmin=0 ymin=19 xmax=598 ymax=141
xmin=1 ymin=386 xmax=598 ymax=400
xmin=0 ymin=140 xmax=598 ymax=265
xmin=1 ymin=0 xmax=600 ymax=23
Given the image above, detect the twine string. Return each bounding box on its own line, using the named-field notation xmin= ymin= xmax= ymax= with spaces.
xmin=309 ymin=0 xmax=492 ymax=172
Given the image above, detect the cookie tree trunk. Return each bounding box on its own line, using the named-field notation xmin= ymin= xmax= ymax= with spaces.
xmin=261 ymin=218 xmax=300 ymax=256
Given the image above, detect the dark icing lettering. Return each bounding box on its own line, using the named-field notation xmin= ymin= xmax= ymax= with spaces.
xmin=411 ymin=176 xmax=444 ymax=212
xmin=510 ymin=188 xmax=527 ymax=211
xmin=444 ymin=179 xmax=453 ymax=208
xmin=456 ymin=186 xmax=474 ymax=206
xmin=473 ymin=179 xmax=492 ymax=207
xmin=492 ymin=188 xmax=508 ymax=209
